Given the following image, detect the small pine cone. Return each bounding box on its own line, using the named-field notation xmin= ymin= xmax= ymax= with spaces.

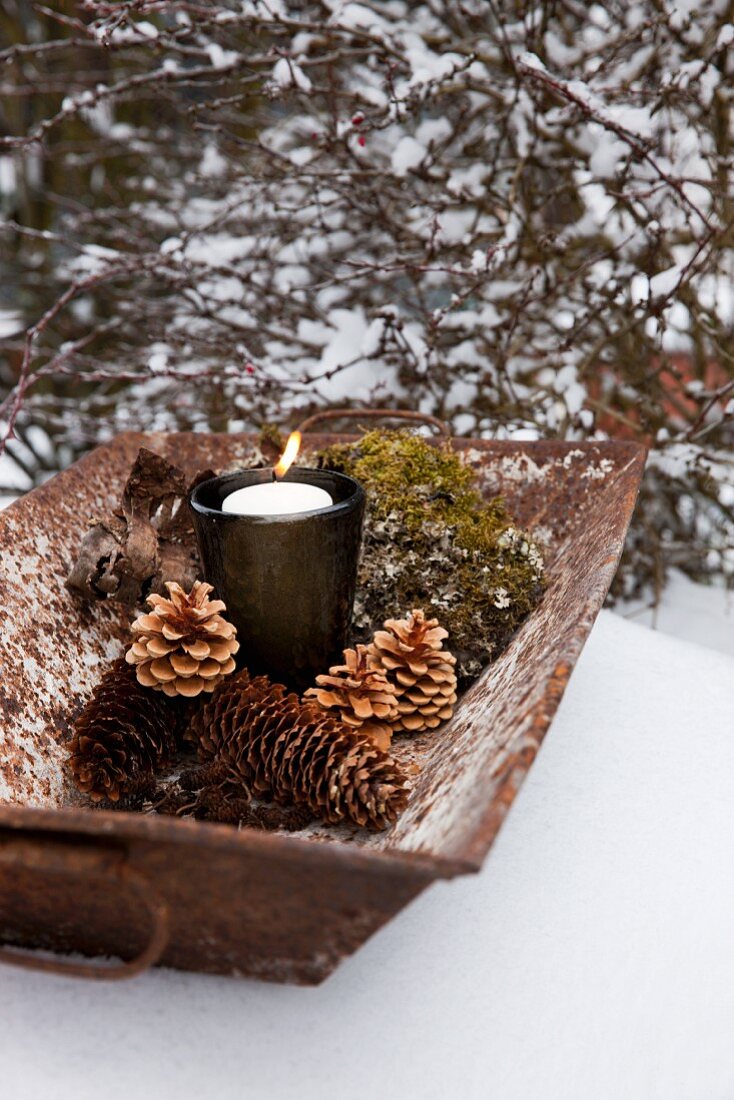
xmin=303 ymin=645 xmax=399 ymax=751
xmin=126 ymin=580 xmax=239 ymax=698
xmin=368 ymin=609 xmax=458 ymax=732
xmin=188 ymin=669 xmax=410 ymax=830
xmin=67 ymin=659 xmax=180 ymax=803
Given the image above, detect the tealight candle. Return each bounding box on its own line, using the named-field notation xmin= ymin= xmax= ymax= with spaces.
xmin=222 ymin=479 xmax=332 ymax=516
xmin=189 ymin=429 xmax=366 ymax=685
xmin=221 ymin=429 xmax=332 ymax=516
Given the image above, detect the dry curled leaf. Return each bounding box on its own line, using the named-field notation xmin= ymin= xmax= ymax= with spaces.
xmin=67 ymin=447 xmax=213 ymax=606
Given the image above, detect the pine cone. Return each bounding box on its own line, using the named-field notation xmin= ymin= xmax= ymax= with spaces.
xmin=188 ymin=669 xmax=410 ymax=830
xmin=126 ymin=580 xmax=238 ymax=697
xmin=67 ymin=659 xmax=180 ymax=803
xmin=303 ymin=645 xmax=399 ymax=751
xmin=368 ymin=609 xmax=458 ymax=732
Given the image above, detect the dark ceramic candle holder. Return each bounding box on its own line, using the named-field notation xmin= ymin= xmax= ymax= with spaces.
xmin=189 ymin=468 xmax=366 ymax=687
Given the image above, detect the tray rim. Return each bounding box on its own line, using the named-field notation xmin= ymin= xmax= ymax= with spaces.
xmin=0 ymin=431 xmax=646 ymax=880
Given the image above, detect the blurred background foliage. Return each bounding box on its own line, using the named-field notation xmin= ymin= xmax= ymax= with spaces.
xmin=1 ymin=0 xmax=733 ymax=600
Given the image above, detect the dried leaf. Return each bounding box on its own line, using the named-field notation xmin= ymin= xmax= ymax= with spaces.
xmin=67 ymin=448 xmax=210 ymax=606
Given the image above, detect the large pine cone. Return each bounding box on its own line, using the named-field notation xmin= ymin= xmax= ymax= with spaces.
xmin=368 ymin=609 xmax=457 ymax=732
xmin=303 ymin=645 xmax=398 ymax=751
xmin=126 ymin=580 xmax=238 ymax=697
xmin=188 ymin=669 xmax=410 ymax=830
xmin=67 ymin=659 xmax=180 ymax=803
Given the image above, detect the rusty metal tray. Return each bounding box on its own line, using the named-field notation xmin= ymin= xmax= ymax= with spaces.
xmin=0 ymin=432 xmax=645 ymax=983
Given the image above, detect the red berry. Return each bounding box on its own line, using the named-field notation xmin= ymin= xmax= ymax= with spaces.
xmin=358 ymin=135 xmax=366 ymax=147
xmin=245 ymin=364 xmax=255 ymax=375
xmin=351 ymin=114 xmax=363 ymax=126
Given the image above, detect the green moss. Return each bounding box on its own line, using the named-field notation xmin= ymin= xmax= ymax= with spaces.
xmin=317 ymin=431 xmax=545 ymax=684
xmin=322 ymin=431 xmax=477 ymax=529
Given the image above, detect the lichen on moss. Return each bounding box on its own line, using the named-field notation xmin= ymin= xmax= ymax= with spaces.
xmin=316 ymin=430 xmax=546 ymax=684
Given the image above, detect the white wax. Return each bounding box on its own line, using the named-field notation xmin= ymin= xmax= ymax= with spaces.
xmin=221 ymin=480 xmax=333 ymax=517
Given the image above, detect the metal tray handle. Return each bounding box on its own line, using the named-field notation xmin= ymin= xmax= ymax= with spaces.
xmin=296 ymin=407 xmax=451 ymax=437
xmin=0 ymin=837 xmax=169 ymax=980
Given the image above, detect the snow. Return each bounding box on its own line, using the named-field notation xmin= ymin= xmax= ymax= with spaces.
xmin=446 ymin=163 xmax=486 ymax=197
xmin=589 ymin=136 xmax=627 ymax=177
xmin=390 ymin=135 xmax=426 ymax=177
xmin=618 ymin=569 xmax=734 ymax=658
xmin=0 ymin=309 xmax=24 ymax=338
xmin=1 ymin=609 xmax=734 ymax=1098
xmin=359 ymin=317 xmax=384 ymax=357
xmin=17 ymin=1 xmax=726 ymax=544
xmin=649 ymin=265 xmax=682 ymax=298
xmin=206 ymin=43 xmax=239 ymax=70
xmin=552 ymin=364 xmax=586 ymax=416
xmin=199 ymin=144 xmax=228 ymax=179
xmin=0 ymin=450 xmax=30 ymax=507
xmin=147 ymin=348 xmax=169 ymax=374
xmin=516 ymin=50 xmax=546 ymax=71
xmin=329 ymin=3 xmax=384 ymax=32
xmin=415 ymin=117 xmax=452 ymax=146
xmin=405 ymin=48 xmax=465 ymax=90
xmin=469 ymin=249 xmax=487 ymax=272
xmin=95 ymin=20 xmax=158 ymax=42
xmin=129 ymin=21 xmax=158 ymax=40
xmin=0 ymin=156 xmax=17 ymax=195
xmin=271 ymin=57 xmax=312 ymax=91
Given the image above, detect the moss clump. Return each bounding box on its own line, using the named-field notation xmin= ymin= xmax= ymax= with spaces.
xmin=317 ymin=430 xmax=545 ymax=684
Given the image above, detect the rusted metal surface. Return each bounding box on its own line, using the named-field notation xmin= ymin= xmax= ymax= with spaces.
xmin=0 ymin=835 xmax=170 ymax=979
xmin=0 ymin=432 xmax=645 ymax=982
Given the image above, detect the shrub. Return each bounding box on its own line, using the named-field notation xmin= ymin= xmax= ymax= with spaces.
xmin=1 ymin=1 xmax=732 ymax=594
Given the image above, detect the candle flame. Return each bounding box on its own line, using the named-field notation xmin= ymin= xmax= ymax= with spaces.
xmin=274 ymin=431 xmax=302 ymax=479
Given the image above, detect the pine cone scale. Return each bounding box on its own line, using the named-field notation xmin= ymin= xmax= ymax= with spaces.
xmin=149 ymin=657 xmax=176 ymax=681
xmin=161 ymin=624 xmax=185 ymax=641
